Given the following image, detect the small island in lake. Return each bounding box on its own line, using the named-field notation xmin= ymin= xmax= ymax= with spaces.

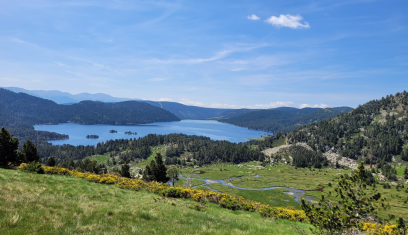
xmin=109 ymin=130 xmax=118 ymax=133
xmin=86 ymin=135 xmax=99 ymax=139
xmin=125 ymin=131 xmax=137 ymax=135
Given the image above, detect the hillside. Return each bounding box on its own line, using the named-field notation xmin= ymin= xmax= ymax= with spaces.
xmin=143 ymin=101 xmax=231 ymax=120
xmin=211 ymin=109 xmax=256 ymax=120
xmin=220 ymin=107 xmax=353 ymax=133
xmin=0 ymin=168 xmax=310 ymax=234
xmin=2 ymin=87 xmax=236 ymax=120
xmin=286 ymin=91 xmax=408 ymax=164
xmin=0 ymin=89 xmax=180 ymax=145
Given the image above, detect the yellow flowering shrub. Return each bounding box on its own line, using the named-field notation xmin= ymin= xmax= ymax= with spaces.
xmin=19 ymin=165 xmax=403 ymax=228
xmin=17 ymin=163 xmax=27 ymax=170
xmin=360 ymin=222 xmax=407 ymax=235
xmin=99 ymin=175 xmax=117 ymax=184
xmin=86 ymin=174 xmax=101 ymax=182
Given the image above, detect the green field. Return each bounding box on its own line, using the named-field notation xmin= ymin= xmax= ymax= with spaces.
xmin=0 ymin=168 xmax=312 ymax=234
xmin=86 ymin=155 xmax=109 ymax=164
xmin=180 ymin=162 xmax=408 ymax=220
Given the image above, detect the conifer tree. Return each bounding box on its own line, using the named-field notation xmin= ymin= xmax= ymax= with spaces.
xmin=121 ymin=162 xmax=131 ymax=178
xmin=21 ymin=140 xmax=40 ymax=163
xmin=301 ymin=162 xmax=389 ymax=234
xmin=142 ymin=153 xmax=169 ymax=183
xmin=0 ymin=127 xmax=19 ymax=168
xmin=154 ymin=153 xmax=169 ymax=183
xmin=46 ymin=156 xmax=56 ymax=166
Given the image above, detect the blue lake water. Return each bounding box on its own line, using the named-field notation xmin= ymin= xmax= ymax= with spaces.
xmin=34 ymin=120 xmax=272 ymax=146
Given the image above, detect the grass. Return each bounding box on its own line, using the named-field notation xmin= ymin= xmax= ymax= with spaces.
xmin=208 ymin=184 xmax=300 ymax=208
xmin=86 ymin=155 xmax=109 ymax=164
xmin=180 ymin=162 xmax=408 ymax=220
xmin=0 ymin=168 xmax=312 ymax=234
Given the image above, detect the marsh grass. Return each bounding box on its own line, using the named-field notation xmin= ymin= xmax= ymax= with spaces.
xmin=0 ymin=168 xmax=311 ymax=234
xmin=181 ymin=162 xmax=408 ymax=220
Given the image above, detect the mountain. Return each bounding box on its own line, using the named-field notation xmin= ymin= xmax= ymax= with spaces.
xmin=211 ymin=109 xmax=257 ymax=119
xmin=0 ymin=88 xmax=180 ymax=145
xmin=2 ymin=87 xmax=236 ymax=120
xmin=220 ymin=107 xmax=353 ymax=133
xmin=137 ymin=101 xmax=232 ymax=120
xmin=286 ymin=91 xmax=408 ymax=163
xmin=2 ymin=87 xmax=138 ymax=104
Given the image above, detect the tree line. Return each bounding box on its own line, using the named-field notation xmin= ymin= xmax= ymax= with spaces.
xmin=286 ymin=91 xmax=408 ymax=164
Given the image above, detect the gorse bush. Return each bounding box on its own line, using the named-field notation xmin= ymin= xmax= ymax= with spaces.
xmin=17 ymin=164 xmax=307 ymax=222
xmin=17 ymin=163 xmax=406 ymax=234
xmin=18 ymin=162 xmax=44 ymax=174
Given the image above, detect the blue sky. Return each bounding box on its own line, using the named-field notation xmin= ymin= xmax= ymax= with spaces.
xmin=0 ymin=0 xmax=407 ymax=109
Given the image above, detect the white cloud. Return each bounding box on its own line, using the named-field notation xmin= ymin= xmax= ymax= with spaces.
xmin=265 ymin=14 xmax=310 ymax=29
xmin=148 ymin=43 xmax=268 ymax=64
xmin=300 ymin=103 xmax=329 ymax=108
xmin=247 ymin=101 xmax=294 ymax=109
xmin=179 ymin=98 xmax=206 ymax=107
xmin=247 ymin=14 xmax=260 ymax=20
xmin=158 ymin=98 xmax=172 ymax=101
xmin=148 ymin=77 xmax=168 ymax=82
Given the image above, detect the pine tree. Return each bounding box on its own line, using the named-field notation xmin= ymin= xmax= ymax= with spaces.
xmin=121 ymin=162 xmax=131 ymax=178
xmin=0 ymin=127 xmax=19 ymax=168
xmin=154 ymin=153 xmax=169 ymax=183
xmin=142 ymin=153 xmax=169 ymax=183
xmin=21 ymin=140 xmax=40 ymax=163
xmin=142 ymin=165 xmax=155 ymax=182
xmin=46 ymin=156 xmax=56 ymax=166
xmin=301 ymin=162 xmax=389 ymax=234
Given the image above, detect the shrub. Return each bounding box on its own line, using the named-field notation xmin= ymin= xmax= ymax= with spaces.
xmin=19 ymin=162 xmax=44 ymax=174
xmin=219 ymin=197 xmax=238 ymax=210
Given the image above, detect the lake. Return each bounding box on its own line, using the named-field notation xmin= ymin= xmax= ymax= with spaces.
xmin=34 ymin=120 xmax=272 ymax=146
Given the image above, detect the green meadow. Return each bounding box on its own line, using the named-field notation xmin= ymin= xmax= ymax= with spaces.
xmin=0 ymin=168 xmax=312 ymax=235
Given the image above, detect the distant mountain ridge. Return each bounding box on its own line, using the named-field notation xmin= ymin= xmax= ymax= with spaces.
xmin=2 ymin=87 xmax=138 ymax=104
xmin=0 ymin=88 xmax=180 ymax=146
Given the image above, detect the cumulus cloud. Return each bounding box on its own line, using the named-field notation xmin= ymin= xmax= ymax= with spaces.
xmin=265 ymin=14 xmax=310 ymax=29
xmin=247 ymin=14 xmax=260 ymax=20
xmin=300 ymin=103 xmax=328 ymax=108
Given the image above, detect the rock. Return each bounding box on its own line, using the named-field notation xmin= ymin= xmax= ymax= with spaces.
xmin=323 ymin=150 xmax=358 ymax=169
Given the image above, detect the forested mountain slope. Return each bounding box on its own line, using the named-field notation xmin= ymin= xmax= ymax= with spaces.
xmin=286 ymin=91 xmax=408 ymax=163
xmin=220 ymin=107 xmax=353 ymax=133
xmin=0 ymin=89 xmax=180 ymax=145
xmin=142 ymin=101 xmax=231 ymax=119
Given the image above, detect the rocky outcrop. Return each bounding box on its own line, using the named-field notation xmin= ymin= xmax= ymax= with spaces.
xmin=323 ymin=150 xmax=358 ymax=169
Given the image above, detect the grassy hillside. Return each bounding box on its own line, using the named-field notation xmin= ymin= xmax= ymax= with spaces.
xmin=0 ymin=168 xmax=311 ymax=234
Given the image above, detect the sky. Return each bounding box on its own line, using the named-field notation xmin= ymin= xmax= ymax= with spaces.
xmin=0 ymin=0 xmax=407 ymax=109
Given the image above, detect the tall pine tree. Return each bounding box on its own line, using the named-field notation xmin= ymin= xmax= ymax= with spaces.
xmin=0 ymin=127 xmax=19 ymax=168
xmin=20 ymin=140 xmax=40 ymax=163
xmin=142 ymin=153 xmax=169 ymax=183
